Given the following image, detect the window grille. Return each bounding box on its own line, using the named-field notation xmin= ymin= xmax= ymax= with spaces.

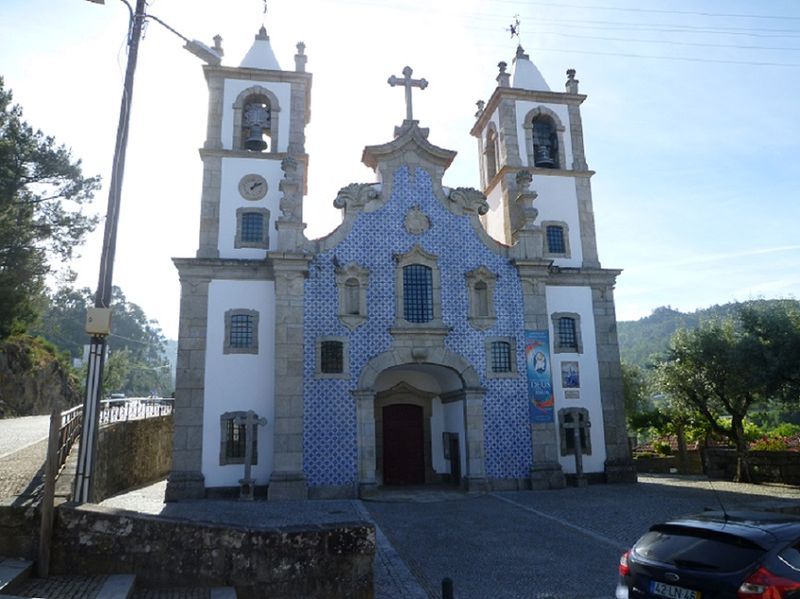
xmin=546 ymin=225 xmax=566 ymax=254
xmin=229 ymin=314 xmax=254 ymax=348
xmin=240 ymin=212 xmax=264 ymax=244
xmin=490 ymin=341 xmax=512 ymax=373
xmin=225 ymin=419 xmax=247 ymax=460
xmin=403 ymin=264 xmax=433 ymax=323
xmin=320 ymin=340 xmax=344 ymax=373
xmin=558 ymin=317 xmax=578 ymax=351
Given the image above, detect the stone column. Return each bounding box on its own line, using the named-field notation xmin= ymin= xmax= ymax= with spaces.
xmin=165 ymin=270 xmax=210 ymax=501
xmin=196 ymin=152 xmax=221 ymax=259
xmin=592 ymin=282 xmax=637 ymax=483
xmin=269 ymin=254 xmax=311 ymax=500
xmin=516 ymin=266 xmax=566 ymax=490
xmin=463 ymin=388 xmax=490 ymax=493
xmin=354 ymin=390 xmax=378 ymax=497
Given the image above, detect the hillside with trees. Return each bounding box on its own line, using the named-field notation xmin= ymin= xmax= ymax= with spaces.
xmin=617 ymin=300 xmax=798 ymax=367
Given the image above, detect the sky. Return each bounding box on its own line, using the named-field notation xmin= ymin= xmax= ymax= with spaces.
xmin=2 ymin=0 xmax=800 ymax=340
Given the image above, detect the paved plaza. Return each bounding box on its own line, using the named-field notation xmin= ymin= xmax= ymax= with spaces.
xmin=3 ymin=413 xmax=800 ymax=598
xmin=98 ymin=476 xmax=800 ymax=599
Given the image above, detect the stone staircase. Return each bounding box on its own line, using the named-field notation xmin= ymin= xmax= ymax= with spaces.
xmin=0 ymin=559 xmax=236 ymax=599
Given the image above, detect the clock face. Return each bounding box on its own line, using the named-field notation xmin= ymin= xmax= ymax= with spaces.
xmin=238 ymin=174 xmax=268 ymax=201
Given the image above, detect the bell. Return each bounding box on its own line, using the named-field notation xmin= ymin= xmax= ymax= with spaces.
xmin=534 ymin=146 xmax=555 ymax=168
xmin=245 ymin=125 xmax=268 ymax=152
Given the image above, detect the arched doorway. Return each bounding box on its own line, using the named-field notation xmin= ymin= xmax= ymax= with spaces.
xmin=353 ymin=348 xmax=489 ymax=496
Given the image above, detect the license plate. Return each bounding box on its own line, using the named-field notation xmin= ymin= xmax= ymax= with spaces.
xmin=649 ymin=580 xmax=700 ymax=599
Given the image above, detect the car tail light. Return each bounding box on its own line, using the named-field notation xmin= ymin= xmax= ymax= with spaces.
xmin=619 ymin=550 xmax=631 ymax=576
xmin=738 ymin=566 xmax=800 ymax=598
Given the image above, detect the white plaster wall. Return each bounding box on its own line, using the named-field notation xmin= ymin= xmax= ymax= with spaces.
xmin=483 ymin=184 xmax=506 ymax=244
xmin=221 ymin=79 xmax=292 ymax=152
xmin=515 ymin=101 xmax=573 ymax=170
xmin=545 ymin=285 xmax=607 ymax=473
xmin=532 ymin=176 xmax=582 ymax=267
xmin=218 ymin=158 xmax=284 ymax=258
xmin=443 ymin=400 xmax=467 ymax=477
xmin=202 ymin=279 xmax=276 ymax=487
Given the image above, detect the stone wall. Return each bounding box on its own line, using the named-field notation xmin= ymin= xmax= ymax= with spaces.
xmin=633 ymin=451 xmax=703 ymax=475
xmin=52 ymin=504 xmax=375 ymax=598
xmin=705 ymin=449 xmax=800 ymax=485
xmin=94 ymin=415 xmax=173 ymax=502
xmin=0 ymin=501 xmax=37 ymax=559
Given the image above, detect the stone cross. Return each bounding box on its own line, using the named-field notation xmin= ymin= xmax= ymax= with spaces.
xmin=388 ymin=66 xmax=428 ymax=122
xmin=563 ymin=415 xmax=590 ymax=487
xmin=234 ymin=410 xmax=267 ymax=501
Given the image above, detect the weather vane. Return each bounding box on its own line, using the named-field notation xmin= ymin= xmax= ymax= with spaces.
xmin=507 ymin=14 xmax=521 ymax=40
xmin=263 ymin=0 xmax=267 ymax=15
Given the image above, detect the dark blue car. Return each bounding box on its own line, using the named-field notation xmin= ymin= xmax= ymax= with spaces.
xmin=617 ymin=511 xmax=800 ymax=598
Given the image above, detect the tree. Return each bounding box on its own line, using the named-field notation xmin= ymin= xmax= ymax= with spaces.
xmin=0 ymin=77 xmax=99 ymax=338
xmin=33 ymin=285 xmax=173 ymax=397
xmin=656 ymin=317 xmax=769 ymax=482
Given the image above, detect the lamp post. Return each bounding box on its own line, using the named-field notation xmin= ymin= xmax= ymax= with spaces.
xmin=74 ymin=0 xmax=221 ymax=503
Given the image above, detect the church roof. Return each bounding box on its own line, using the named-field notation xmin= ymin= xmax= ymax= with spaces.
xmin=511 ymin=45 xmax=550 ymax=92
xmin=239 ymin=26 xmax=281 ymax=70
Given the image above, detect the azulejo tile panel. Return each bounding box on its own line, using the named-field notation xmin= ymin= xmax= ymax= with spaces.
xmin=304 ymin=166 xmax=531 ymax=487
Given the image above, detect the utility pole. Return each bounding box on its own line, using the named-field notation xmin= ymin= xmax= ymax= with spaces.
xmin=73 ymin=0 xmax=146 ymax=503
xmin=75 ymin=0 xmax=220 ymax=504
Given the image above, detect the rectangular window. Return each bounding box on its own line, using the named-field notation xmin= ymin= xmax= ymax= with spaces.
xmin=229 ymin=314 xmax=254 ymax=348
xmin=320 ymin=340 xmax=344 ymax=374
xmin=546 ymin=225 xmax=566 ymax=254
xmin=240 ymin=212 xmax=264 ymax=244
xmin=403 ymin=264 xmax=433 ymax=323
xmin=225 ymin=419 xmax=247 ymax=461
xmin=558 ymin=317 xmax=578 ymax=351
xmin=490 ymin=341 xmax=512 ymax=373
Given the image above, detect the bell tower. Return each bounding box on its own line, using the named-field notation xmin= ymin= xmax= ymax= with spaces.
xmin=470 ymin=45 xmax=599 ymax=270
xmin=167 ymin=25 xmax=313 ymax=501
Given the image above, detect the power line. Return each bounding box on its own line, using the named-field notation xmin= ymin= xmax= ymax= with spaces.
xmin=498 ymin=0 xmax=800 ymax=22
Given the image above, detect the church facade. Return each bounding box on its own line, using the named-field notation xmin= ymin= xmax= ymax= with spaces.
xmin=165 ymin=27 xmax=635 ymax=501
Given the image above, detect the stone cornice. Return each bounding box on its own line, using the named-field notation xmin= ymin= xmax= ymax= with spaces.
xmin=471 ymin=88 xmax=586 ymax=137
xmin=546 ymin=267 xmax=622 ymax=287
xmin=198 ymin=149 xmax=309 ymax=163
xmin=483 ymin=164 xmax=594 ymax=197
xmin=173 ymin=257 xmax=273 ymax=280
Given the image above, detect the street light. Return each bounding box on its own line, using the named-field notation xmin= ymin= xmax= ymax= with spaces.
xmin=74 ymin=0 xmax=221 ymax=503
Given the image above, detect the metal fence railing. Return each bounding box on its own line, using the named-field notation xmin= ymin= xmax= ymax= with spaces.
xmin=98 ymin=397 xmax=174 ymax=425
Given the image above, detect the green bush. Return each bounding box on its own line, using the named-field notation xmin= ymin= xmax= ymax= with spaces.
xmin=770 ymin=423 xmax=800 ymax=438
xmin=653 ymin=441 xmax=672 ymax=456
xmin=750 ymin=435 xmax=790 ymax=451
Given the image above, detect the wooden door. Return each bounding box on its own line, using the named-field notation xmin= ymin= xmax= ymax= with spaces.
xmin=382 ymin=404 xmax=425 ymax=485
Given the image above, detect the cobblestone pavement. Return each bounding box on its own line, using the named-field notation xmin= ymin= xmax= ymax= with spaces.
xmin=0 ymin=415 xmax=50 ymax=458
xmin=0 ymin=437 xmax=47 ymax=502
xmin=362 ymin=475 xmax=800 ymax=599
xmin=12 ymin=574 xmax=106 ymax=598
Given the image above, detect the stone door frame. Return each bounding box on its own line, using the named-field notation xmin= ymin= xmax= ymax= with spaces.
xmin=353 ymin=347 xmax=489 ymax=496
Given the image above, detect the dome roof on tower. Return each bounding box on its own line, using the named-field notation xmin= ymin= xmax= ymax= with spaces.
xmin=240 ymin=25 xmax=281 ymax=70
xmin=511 ymin=45 xmax=550 ymax=91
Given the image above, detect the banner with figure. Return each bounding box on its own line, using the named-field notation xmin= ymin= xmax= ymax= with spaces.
xmin=525 ymin=330 xmax=554 ymax=423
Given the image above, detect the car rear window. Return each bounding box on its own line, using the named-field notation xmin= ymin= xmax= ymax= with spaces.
xmin=633 ymin=527 xmax=763 ymax=572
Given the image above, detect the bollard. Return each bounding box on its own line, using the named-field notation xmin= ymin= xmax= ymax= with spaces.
xmin=442 ymin=577 xmax=454 ymax=599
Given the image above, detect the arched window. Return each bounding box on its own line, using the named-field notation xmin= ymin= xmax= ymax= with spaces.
xmin=485 ymin=128 xmax=498 ymax=181
xmin=403 ymin=264 xmax=433 ymax=323
xmin=532 ymin=117 xmax=559 ymax=168
xmin=232 ymin=85 xmax=281 ymax=152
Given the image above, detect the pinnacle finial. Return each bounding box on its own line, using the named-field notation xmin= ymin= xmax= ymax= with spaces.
xmin=256 ymin=25 xmax=269 ymax=40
